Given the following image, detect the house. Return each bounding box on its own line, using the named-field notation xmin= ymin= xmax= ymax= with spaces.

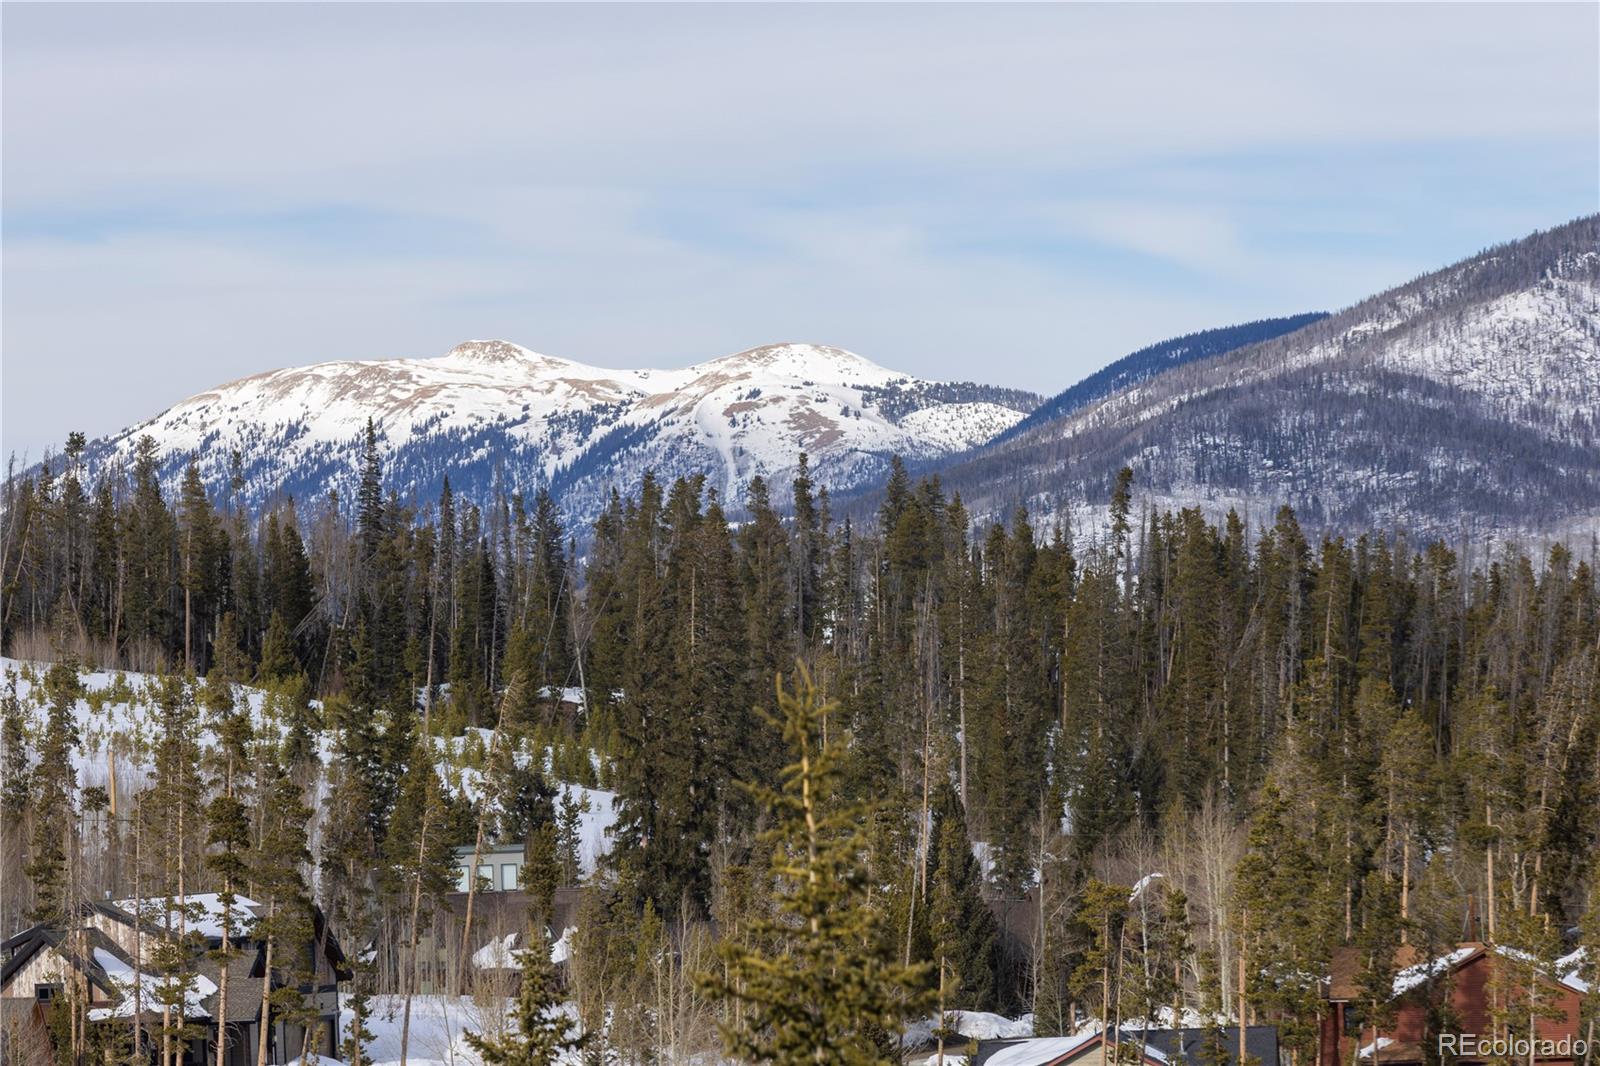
xmin=1322 ymin=941 xmax=1588 ymax=1066
xmin=0 ymin=894 xmax=349 ymax=1066
xmin=940 ymin=1026 xmax=1278 ymax=1066
xmin=395 ymin=843 xmax=582 ymax=994
xmin=1138 ymin=1025 xmax=1281 ymax=1066
xmin=453 ymin=840 xmax=529 ymax=894
xmin=960 ymin=1028 xmax=1175 ymax=1066
xmin=971 ymin=1028 xmax=1172 ymax=1066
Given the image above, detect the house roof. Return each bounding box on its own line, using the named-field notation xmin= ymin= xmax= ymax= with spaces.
xmin=97 ymin=893 xmax=349 ymax=981
xmin=1 ymin=925 xmax=129 ymax=998
xmin=1137 ymin=1025 xmax=1281 ymax=1066
xmin=1557 ymin=947 xmax=1591 ymax=994
xmin=1328 ymin=942 xmax=1587 ymax=1003
xmin=111 ymin=894 xmax=262 ymax=941
xmin=975 ymin=1029 xmax=1172 ymax=1066
xmin=196 ymin=956 xmax=266 ymax=1024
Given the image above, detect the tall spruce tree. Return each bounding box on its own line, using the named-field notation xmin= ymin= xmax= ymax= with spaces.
xmin=700 ymin=668 xmax=932 ymax=1063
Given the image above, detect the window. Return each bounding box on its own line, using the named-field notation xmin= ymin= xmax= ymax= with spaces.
xmin=501 ymin=863 xmax=519 ymax=891
xmin=477 ymin=863 xmax=493 ymax=889
xmin=35 ymin=983 xmax=62 ymax=1002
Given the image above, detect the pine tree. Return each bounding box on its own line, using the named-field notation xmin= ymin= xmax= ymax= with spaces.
xmin=1350 ymin=872 xmax=1403 ymax=1066
xmin=1 ymin=670 xmax=31 ymax=933
xmin=202 ymin=664 xmax=253 ymax=1066
xmin=1070 ymin=878 xmax=1131 ymax=1027
xmin=700 ymin=668 xmax=932 ymax=1063
xmin=178 ymin=458 xmax=223 ymax=671
xmin=252 ymin=754 xmax=316 ymax=1066
xmin=386 ymin=736 xmax=459 ymax=1066
xmin=927 ymin=783 xmax=999 ymax=1013
xmin=26 ymin=657 xmax=82 ymax=924
xmin=466 ymin=818 xmax=586 ymax=1066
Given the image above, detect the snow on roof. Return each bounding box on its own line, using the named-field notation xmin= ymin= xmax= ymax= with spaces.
xmin=975 ymin=1027 xmax=1171 ymax=1066
xmin=88 ymin=947 xmax=218 ymax=1020
xmin=471 ymin=932 xmax=520 ymax=970
xmin=92 ymin=948 xmax=133 ymax=978
xmin=1557 ymin=947 xmax=1590 ymax=993
xmin=470 ymin=927 xmax=576 ymax=970
xmin=1391 ymin=946 xmax=1478 ymax=995
xmin=1390 ymin=943 xmax=1590 ymax=997
xmin=114 ymin=893 xmax=261 ymax=939
xmin=984 ymin=1032 xmax=1104 ymax=1066
xmin=1358 ymin=1038 xmax=1396 ymax=1059
xmin=550 ymin=926 xmax=574 ymax=965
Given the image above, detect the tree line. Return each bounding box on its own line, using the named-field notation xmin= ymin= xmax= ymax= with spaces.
xmin=2 ymin=422 xmax=1597 ymax=1063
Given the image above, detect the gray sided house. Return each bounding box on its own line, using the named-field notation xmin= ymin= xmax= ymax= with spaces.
xmin=0 ymin=894 xmax=349 ymax=1066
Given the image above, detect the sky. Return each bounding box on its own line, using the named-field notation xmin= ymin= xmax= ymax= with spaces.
xmin=3 ymin=2 xmax=1597 ymax=460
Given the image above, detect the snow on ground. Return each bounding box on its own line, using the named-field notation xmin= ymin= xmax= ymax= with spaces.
xmin=903 ymin=1011 xmax=1035 ymax=1047
xmin=2 ymin=658 xmax=616 ymax=875
xmin=352 ymin=994 xmax=490 ymax=1066
xmin=344 ymin=994 xmax=584 ymax=1066
xmin=1121 ymin=1006 xmax=1231 ymax=1029
xmin=2 ymin=657 xmax=324 ymax=796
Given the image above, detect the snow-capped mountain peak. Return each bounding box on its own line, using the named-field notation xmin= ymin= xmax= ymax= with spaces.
xmin=73 ymin=339 xmax=1041 ymax=522
xmin=686 ymin=342 xmax=901 ymax=386
xmin=439 ymin=339 xmax=576 ymax=371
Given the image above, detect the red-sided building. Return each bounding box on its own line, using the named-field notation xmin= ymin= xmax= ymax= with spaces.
xmin=1322 ymin=942 xmax=1587 ymax=1066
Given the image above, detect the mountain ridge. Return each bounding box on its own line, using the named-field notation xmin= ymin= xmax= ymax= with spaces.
xmin=923 ymin=215 xmax=1600 ymax=539
xmin=65 ymin=340 xmax=1042 ymax=521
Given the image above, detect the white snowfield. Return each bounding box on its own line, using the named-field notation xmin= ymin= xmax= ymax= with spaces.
xmin=88 ymin=339 xmax=1030 ymax=515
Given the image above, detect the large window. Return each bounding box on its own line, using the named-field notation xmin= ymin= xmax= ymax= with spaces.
xmin=501 ymin=862 xmax=519 ymax=891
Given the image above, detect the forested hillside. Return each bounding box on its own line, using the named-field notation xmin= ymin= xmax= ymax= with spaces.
xmin=987 ymin=312 xmax=1330 ymax=447
xmin=2 ymin=430 xmax=1597 ymax=1060
xmin=928 ymin=216 xmax=1600 ymax=539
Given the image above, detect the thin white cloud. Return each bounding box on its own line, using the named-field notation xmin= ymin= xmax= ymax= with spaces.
xmin=2 ymin=3 xmax=1596 ymax=458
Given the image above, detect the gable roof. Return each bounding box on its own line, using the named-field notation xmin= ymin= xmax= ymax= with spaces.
xmin=1329 ymin=942 xmax=1588 ymax=1003
xmin=0 ymin=925 xmax=130 ymax=997
xmin=977 ymin=1029 xmax=1172 ymax=1066
xmin=1138 ymin=1025 xmax=1281 ymax=1066
xmin=110 ymin=894 xmax=262 ymax=942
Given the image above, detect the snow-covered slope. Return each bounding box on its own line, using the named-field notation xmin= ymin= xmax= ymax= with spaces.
xmin=0 ymin=658 xmax=618 ymax=879
xmin=75 ymin=341 xmax=1039 ymax=521
xmin=924 ymin=216 xmax=1600 ymax=539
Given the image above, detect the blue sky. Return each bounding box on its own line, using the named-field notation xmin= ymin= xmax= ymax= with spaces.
xmin=3 ymin=2 xmax=1596 ymax=459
